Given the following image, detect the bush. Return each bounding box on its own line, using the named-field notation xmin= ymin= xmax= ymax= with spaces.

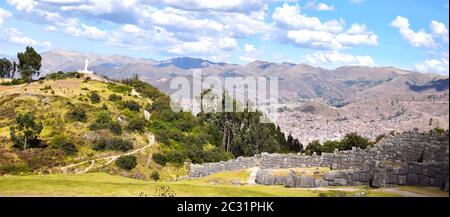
xmin=321 ymin=140 xmax=341 ymax=153
xmin=89 ymin=110 xmax=112 ymax=130
xmin=109 ymin=94 xmax=122 ymax=102
xmin=340 ymin=133 xmax=370 ymax=150
xmin=50 ymin=135 xmax=78 ymax=155
xmin=122 ymin=100 xmax=141 ymax=112
xmin=305 ymin=140 xmax=322 ymax=155
xmin=109 ymin=122 xmax=123 ymax=135
xmin=0 ymin=163 xmax=32 ymax=175
xmin=93 ymin=137 xmax=133 ymax=152
xmin=90 ymin=92 xmax=101 ymax=104
xmin=150 ymin=171 xmax=160 ymax=181
xmin=152 ymin=153 xmax=167 ymax=166
xmin=67 ymin=106 xmax=87 ymax=122
xmin=115 ymin=155 xmax=137 ymax=170
xmin=127 ymin=118 xmax=146 ymax=132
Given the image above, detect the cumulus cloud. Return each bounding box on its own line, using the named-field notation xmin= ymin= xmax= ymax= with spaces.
xmin=390 ymin=16 xmax=437 ymax=48
xmin=415 ymin=57 xmax=449 ymax=75
xmin=430 ymin=20 xmax=449 ymax=43
xmin=302 ymin=51 xmax=375 ymax=68
xmin=0 ymin=27 xmax=52 ymax=49
xmin=159 ymin=0 xmax=266 ymax=13
xmin=7 ymin=0 xmax=37 ymax=13
xmin=168 ymin=36 xmax=238 ymax=55
xmin=64 ymin=23 xmax=107 ymax=40
xmin=0 ymin=7 xmax=12 ymax=25
xmin=304 ymin=1 xmax=335 ymax=11
xmin=273 ymin=4 xmax=377 ymax=50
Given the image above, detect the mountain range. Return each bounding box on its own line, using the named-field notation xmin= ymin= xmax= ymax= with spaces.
xmin=3 ymin=50 xmax=449 ymax=144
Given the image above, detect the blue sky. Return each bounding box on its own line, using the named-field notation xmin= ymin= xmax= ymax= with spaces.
xmin=0 ymin=0 xmax=448 ymax=75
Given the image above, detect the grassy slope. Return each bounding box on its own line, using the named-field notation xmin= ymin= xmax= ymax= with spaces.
xmin=0 ymin=78 xmax=186 ymax=180
xmin=1 ymin=172 xmax=446 ymax=197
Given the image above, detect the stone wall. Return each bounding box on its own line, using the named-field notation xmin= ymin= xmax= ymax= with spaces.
xmin=189 ymin=156 xmax=259 ymax=177
xmin=189 ymin=130 xmax=449 ymax=190
xmin=256 ymin=161 xmax=449 ymax=191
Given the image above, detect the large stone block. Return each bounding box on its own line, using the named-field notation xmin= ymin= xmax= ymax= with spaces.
xmin=323 ymin=171 xmax=336 ymax=181
xmin=334 ymin=178 xmax=348 ymax=186
xmin=371 ymin=168 xmax=387 ymax=188
xmin=406 ymin=174 xmax=418 ymax=185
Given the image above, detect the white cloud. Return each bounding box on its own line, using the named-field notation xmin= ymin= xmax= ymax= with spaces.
xmin=160 ymin=0 xmax=266 ymax=13
xmin=273 ymin=4 xmax=344 ymax=33
xmin=0 ymin=27 xmax=52 ymax=49
xmin=302 ymin=51 xmax=375 ymax=68
xmin=7 ymin=0 xmax=37 ymax=12
xmin=65 ymin=23 xmax=107 ymax=40
xmin=244 ymin=44 xmax=256 ymax=52
xmin=390 ymin=16 xmax=436 ymax=48
xmin=45 ymin=25 xmax=57 ymax=32
xmin=415 ymin=57 xmax=449 ymax=75
xmin=168 ymin=36 xmax=238 ymax=54
xmin=0 ymin=7 xmax=12 ymax=25
xmin=430 ymin=20 xmax=449 ymax=43
xmin=304 ymin=2 xmax=335 ymax=11
xmin=273 ymin=4 xmax=377 ymax=50
xmin=148 ymin=7 xmax=224 ymax=32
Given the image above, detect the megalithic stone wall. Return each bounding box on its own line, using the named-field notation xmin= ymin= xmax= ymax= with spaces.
xmin=189 ymin=130 xmax=449 ymax=190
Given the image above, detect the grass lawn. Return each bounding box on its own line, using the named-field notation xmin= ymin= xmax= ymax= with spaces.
xmin=0 ymin=172 xmax=424 ymax=197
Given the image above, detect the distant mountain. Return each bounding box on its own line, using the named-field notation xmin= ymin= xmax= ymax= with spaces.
xmin=40 ymin=49 xmax=448 ymax=106
xmin=38 ymin=49 xmax=449 ymax=143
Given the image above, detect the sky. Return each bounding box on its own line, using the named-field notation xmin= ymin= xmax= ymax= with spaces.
xmin=0 ymin=0 xmax=448 ymax=75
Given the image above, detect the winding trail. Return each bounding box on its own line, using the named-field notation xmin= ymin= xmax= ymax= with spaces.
xmin=61 ymin=133 xmax=155 ymax=174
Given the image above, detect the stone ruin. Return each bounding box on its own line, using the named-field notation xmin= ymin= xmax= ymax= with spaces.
xmin=189 ymin=130 xmax=449 ymax=191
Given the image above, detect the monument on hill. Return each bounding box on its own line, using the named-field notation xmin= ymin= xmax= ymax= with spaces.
xmin=79 ymin=59 xmax=93 ymax=74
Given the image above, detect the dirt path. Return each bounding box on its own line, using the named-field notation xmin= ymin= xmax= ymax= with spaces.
xmin=377 ymin=188 xmax=432 ymax=197
xmin=61 ymin=133 xmax=155 ymax=174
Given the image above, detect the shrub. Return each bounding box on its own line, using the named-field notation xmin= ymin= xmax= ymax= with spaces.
xmin=127 ymin=118 xmax=146 ymax=132
xmin=321 ymin=140 xmax=341 ymax=153
xmin=122 ymin=100 xmax=141 ymax=112
xmin=150 ymin=171 xmax=160 ymax=181
xmin=115 ymin=155 xmax=137 ymax=170
xmin=109 ymin=122 xmax=123 ymax=135
xmin=152 ymin=153 xmax=167 ymax=166
xmin=109 ymin=94 xmax=122 ymax=102
xmin=93 ymin=137 xmax=133 ymax=152
xmin=89 ymin=92 xmax=101 ymax=104
xmin=0 ymin=163 xmax=32 ymax=175
xmin=305 ymin=140 xmax=322 ymax=155
xmin=89 ymin=110 xmax=112 ymax=130
xmin=67 ymin=106 xmax=87 ymax=122
xmin=50 ymin=135 xmax=78 ymax=155
xmin=340 ymin=132 xmax=370 ymax=150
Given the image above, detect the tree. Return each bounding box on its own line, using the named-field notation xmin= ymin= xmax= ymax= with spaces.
xmin=0 ymin=58 xmax=15 ymax=78
xmin=17 ymin=46 xmax=42 ymax=83
xmin=340 ymin=132 xmax=370 ymax=150
xmin=305 ymin=140 xmax=322 ymax=155
xmin=321 ymin=140 xmax=341 ymax=153
xmin=10 ymin=112 xmax=43 ymax=150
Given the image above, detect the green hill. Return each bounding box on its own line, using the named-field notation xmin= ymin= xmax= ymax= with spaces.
xmin=0 ymin=71 xmax=299 ymax=181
